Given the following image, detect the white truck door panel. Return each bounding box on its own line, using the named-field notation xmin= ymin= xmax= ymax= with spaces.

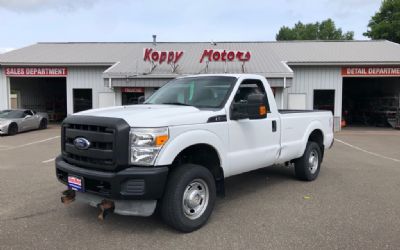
xmin=227 ymin=115 xmax=280 ymax=176
xmin=226 ymin=78 xmax=280 ymax=176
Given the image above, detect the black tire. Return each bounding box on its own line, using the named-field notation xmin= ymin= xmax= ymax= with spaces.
xmin=8 ymin=123 xmax=18 ymax=135
xmin=39 ymin=119 xmax=48 ymax=129
xmin=160 ymin=163 xmax=216 ymax=233
xmin=294 ymin=141 xmax=322 ymax=181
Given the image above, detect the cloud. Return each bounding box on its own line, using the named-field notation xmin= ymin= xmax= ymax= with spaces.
xmin=0 ymin=0 xmax=100 ymax=12
xmin=0 ymin=48 xmax=15 ymax=54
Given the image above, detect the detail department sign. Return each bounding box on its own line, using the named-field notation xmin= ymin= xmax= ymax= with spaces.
xmin=4 ymin=67 xmax=68 ymax=77
xmin=342 ymin=66 xmax=400 ymax=76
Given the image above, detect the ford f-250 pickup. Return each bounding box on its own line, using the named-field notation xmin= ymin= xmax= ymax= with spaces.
xmin=56 ymin=74 xmax=334 ymax=232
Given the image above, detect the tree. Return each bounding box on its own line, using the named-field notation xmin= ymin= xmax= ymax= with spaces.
xmin=276 ymin=19 xmax=354 ymax=41
xmin=364 ymin=0 xmax=400 ymax=43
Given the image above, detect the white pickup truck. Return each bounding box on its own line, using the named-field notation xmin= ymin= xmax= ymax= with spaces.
xmin=56 ymin=74 xmax=334 ymax=232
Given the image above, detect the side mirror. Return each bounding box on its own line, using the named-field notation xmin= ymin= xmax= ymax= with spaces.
xmin=231 ymin=102 xmax=249 ymax=120
xmin=247 ymin=94 xmax=268 ymax=119
xmin=230 ymin=94 xmax=267 ymax=120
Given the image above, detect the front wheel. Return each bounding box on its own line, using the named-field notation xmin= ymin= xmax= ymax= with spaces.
xmin=160 ymin=163 xmax=216 ymax=233
xmin=294 ymin=141 xmax=322 ymax=181
xmin=8 ymin=123 xmax=18 ymax=135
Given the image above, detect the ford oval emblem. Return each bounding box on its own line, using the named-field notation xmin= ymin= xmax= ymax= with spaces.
xmin=73 ymin=137 xmax=91 ymax=150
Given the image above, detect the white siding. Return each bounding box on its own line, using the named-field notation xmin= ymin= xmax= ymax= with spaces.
xmin=273 ymin=87 xmax=284 ymax=109
xmin=112 ymin=78 xmax=170 ymax=87
xmin=284 ymin=66 xmax=342 ymax=131
xmin=0 ymin=67 xmax=9 ymax=110
xmin=115 ymin=90 xmax=122 ymax=106
xmin=67 ymin=67 xmax=113 ymax=115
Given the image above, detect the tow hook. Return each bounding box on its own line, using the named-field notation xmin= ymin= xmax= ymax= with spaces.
xmin=97 ymin=200 xmax=115 ymax=220
xmin=61 ymin=189 xmax=76 ymax=205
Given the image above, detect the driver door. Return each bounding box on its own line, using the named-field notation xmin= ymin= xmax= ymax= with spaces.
xmin=22 ymin=110 xmax=36 ymax=130
xmin=227 ymin=79 xmax=280 ymax=176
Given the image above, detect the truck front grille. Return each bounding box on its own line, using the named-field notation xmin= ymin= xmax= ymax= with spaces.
xmin=61 ymin=115 xmax=130 ymax=171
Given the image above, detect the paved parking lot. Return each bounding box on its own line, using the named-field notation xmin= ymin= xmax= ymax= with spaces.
xmin=0 ymin=126 xmax=399 ymax=250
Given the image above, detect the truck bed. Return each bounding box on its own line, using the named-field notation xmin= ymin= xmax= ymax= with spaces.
xmin=279 ymin=109 xmax=329 ymax=114
xmin=276 ymin=109 xmax=333 ymax=164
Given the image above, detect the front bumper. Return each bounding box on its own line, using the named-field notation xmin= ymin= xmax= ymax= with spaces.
xmin=0 ymin=125 xmax=8 ymax=135
xmin=55 ymin=156 xmax=169 ymax=200
xmin=74 ymin=192 xmax=157 ymax=217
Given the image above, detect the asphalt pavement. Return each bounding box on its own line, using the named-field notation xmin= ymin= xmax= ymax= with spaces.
xmin=0 ymin=126 xmax=399 ymax=250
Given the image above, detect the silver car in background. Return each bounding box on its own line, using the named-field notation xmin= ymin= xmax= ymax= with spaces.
xmin=0 ymin=109 xmax=48 ymax=135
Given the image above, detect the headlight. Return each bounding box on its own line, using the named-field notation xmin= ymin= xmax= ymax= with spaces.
xmin=129 ymin=127 xmax=169 ymax=166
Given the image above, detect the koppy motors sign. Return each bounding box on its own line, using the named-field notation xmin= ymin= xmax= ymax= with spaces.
xmin=143 ymin=48 xmax=251 ymax=64
xmin=199 ymin=49 xmax=251 ymax=63
xmin=143 ymin=48 xmax=184 ymax=64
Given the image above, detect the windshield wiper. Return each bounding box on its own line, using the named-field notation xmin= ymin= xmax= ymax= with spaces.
xmin=161 ymin=102 xmax=193 ymax=106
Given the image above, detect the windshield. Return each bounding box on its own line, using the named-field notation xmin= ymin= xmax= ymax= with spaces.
xmin=145 ymin=76 xmax=237 ymax=108
xmin=0 ymin=110 xmax=25 ymax=119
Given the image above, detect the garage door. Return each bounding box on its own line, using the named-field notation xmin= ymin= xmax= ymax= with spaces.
xmin=9 ymin=77 xmax=67 ymax=122
xmin=342 ymin=66 xmax=400 ymax=128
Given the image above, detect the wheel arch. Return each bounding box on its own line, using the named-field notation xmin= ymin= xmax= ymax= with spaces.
xmin=156 ymin=130 xmax=226 ymax=167
xmin=171 ymin=143 xmax=225 ymax=197
xmin=8 ymin=122 xmax=19 ymax=134
xmin=303 ymin=127 xmax=324 ymax=159
xmin=297 ymin=121 xmax=325 ymax=158
xmin=156 ymin=130 xmax=226 ymax=196
xmin=39 ymin=118 xmax=48 ymax=129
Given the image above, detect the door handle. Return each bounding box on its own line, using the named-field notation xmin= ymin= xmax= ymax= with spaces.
xmin=272 ymin=120 xmax=277 ymax=132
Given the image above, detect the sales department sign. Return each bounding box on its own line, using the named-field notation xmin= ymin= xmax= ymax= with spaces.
xmin=342 ymin=66 xmax=400 ymax=76
xmin=4 ymin=67 xmax=68 ymax=77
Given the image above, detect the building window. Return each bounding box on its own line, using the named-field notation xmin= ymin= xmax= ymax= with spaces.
xmin=313 ymin=90 xmax=335 ymax=114
xmin=121 ymin=87 xmax=145 ymax=105
xmin=73 ymin=89 xmax=92 ymax=113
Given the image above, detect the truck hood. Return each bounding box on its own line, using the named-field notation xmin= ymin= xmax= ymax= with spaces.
xmin=76 ymin=104 xmax=223 ymax=127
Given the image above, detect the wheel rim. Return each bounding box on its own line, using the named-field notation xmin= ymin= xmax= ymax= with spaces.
xmin=182 ymin=178 xmax=209 ymax=220
xmin=308 ymin=149 xmax=319 ymax=174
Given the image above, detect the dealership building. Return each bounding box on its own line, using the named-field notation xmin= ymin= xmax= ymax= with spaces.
xmin=1 ymin=40 xmax=400 ymax=131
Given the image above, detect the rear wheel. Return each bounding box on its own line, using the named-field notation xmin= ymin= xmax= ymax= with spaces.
xmin=39 ymin=119 xmax=48 ymax=129
xmin=294 ymin=141 xmax=322 ymax=181
xmin=160 ymin=163 xmax=216 ymax=233
xmin=8 ymin=123 xmax=18 ymax=135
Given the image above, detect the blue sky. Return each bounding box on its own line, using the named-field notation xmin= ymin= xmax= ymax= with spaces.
xmin=0 ymin=0 xmax=382 ymax=53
